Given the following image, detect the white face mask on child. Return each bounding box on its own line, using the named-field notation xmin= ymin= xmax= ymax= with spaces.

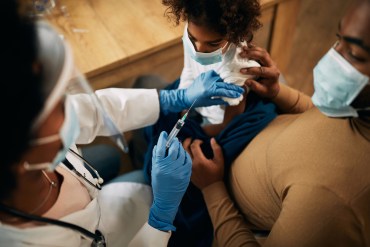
xmin=182 ymin=27 xmax=228 ymax=66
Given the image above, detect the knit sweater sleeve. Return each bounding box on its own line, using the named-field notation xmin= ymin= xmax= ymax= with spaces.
xmin=262 ymin=184 xmax=364 ymax=247
xmin=202 ymin=182 xmax=261 ymax=247
xmin=203 ymin=182 xmax=365 ymax=247
xmin=272 ymin=83 xmax=314 ymax=114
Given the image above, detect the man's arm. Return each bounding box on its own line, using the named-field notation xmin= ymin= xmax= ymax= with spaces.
xmin=238 ymin=45 xmax=314 ymax=114
xmin=184 ymin=138 xmax=261 ymax=246
xmin=203 ymin=183 xmax=364 ymax=247
xmin=203 ymin=181 xmax=261 ymax=247
xmin=261 ymin=185 xmax=363 ymax=247
xmin=184 ymin=138 xmax=363 ymax=247
xmin=271 ymin=83 xmax=314 ymax=114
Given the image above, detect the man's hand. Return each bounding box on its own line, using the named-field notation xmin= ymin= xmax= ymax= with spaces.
xmin=239 ymin=44 xmax=281 ymax=99
xmin=183 ymin=138 xmax=224 ymax=190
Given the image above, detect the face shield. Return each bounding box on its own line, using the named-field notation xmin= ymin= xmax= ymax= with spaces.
xmin=32 ymin=21 xmax=129 ymax=154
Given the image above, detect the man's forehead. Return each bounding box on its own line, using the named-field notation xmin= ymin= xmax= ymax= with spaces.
xmin=339 ymin=3 xmax=370 ymax=50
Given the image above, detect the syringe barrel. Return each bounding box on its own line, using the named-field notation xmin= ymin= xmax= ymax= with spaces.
xmin=165 ymin=119 xmax=185 ymax=148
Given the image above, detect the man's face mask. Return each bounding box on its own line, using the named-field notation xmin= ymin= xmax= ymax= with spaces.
xmin=182 ymin=25 xmax=228 ymax=66
xmin=312 ymin=47 xmax=370 ymax=117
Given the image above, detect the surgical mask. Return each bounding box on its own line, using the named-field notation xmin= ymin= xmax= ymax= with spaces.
xmin=24 ymin=97 xmax=80 ymax=171
xmin=182 ymin=27 xmax=228 ymax=65
xmin=312 ymin=47 xmax=370 ymax=118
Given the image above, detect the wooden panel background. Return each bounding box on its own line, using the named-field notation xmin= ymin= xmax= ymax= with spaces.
xmin=276 ymin=0 xmax=351 ymax=95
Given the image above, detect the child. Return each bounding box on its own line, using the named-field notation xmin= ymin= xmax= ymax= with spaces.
xmin=181 ymin=24 xmax=261 ymax=136
xmin=144 ymin=0 xmax=278 ymax=246
xmin=172 ymin=0 xmax=263 ymax=137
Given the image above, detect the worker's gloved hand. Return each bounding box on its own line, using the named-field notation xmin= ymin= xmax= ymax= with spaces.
xmin=148 ymin=131 xmax=192 ymax=232
xmin=159 ymin=70 xmax=244 ymax=114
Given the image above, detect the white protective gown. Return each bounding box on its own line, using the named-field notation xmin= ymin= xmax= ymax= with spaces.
xmin=0 ymin=88 xmax=171 ymax=246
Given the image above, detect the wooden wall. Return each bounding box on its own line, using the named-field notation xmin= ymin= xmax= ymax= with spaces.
xmin=278 ymin=0 xmax=351 ymax=95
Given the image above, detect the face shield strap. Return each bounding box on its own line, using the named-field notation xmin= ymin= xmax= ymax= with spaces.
xmin=32 ymin=21 xmax=74 ymax=131
xmin=23 ymin=161 xmax=50 ymax=171
xmin=30 ymin=134 xmax=60 ymax=146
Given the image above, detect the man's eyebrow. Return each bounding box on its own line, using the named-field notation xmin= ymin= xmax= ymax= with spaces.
xmin=337 ymin=21 xmax=370 ymax=53
xmin=187 ymin=29 xmax=224 ymax=43
xmin=342 ymin=35 xmax=370 ymax=53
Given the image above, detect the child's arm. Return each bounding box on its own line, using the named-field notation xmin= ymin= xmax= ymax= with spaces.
xmin=202 ymin=92 xmax=247 ymax=137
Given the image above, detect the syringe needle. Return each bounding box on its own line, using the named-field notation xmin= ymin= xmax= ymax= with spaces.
xmin=182 ymin=98 xmax=197 ymax=121
xmin=188 ymin=98 xmax=197 ymax=112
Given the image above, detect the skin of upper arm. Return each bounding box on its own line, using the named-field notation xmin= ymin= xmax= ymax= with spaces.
xmin=202 ymin=91 xmax=247 ymax=137
xmin=223 ymin=93 xmax=247 ymax=124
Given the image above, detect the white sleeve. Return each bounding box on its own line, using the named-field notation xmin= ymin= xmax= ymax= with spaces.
xmin=128 ymin=222 xmax=171 ymax=247
xmin=179 ymin=45 xmax=195 ymax=89
xmin=72 ymin=88 xmax=160 ymax=144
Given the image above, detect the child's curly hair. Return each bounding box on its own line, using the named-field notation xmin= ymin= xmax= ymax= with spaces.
xmin=162 ymin=0 xmax=262 ymax=44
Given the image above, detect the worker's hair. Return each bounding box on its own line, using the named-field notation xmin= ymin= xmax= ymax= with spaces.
xmin=162 ymin=0 xmax=262 ymax=44
xmin=0 ymin=0 xmax=43 ymax=200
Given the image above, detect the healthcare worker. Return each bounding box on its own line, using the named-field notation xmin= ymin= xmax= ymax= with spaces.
xmin=0 ymin=1 xmax=244 ymax=246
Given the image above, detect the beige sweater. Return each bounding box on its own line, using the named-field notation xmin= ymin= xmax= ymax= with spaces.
xmin=202 ymin=83 xmax=370 ymax=247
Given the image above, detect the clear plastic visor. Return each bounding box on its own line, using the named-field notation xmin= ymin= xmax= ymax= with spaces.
xmin=32 ymin=21 xmax=128 ymax=153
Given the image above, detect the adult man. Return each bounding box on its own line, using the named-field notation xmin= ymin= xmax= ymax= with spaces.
xmin=186 ymin=0 xmax=370 ymax=246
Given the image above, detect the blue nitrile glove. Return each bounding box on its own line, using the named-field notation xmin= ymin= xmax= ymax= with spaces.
xmin=148 ymin=131 xmax=192 ymax=232
xmin=159 ymin=70 xmax=244 ymax=114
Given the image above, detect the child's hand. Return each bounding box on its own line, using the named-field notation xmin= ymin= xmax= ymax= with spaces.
xmin=239 ymin=44 xmax=281 ymax=99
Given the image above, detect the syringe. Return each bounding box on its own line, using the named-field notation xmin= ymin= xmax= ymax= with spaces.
xmin=165 ymin=112 xmax=188 ymax=149
xmin=165 ymin=99 xmax=197 ymax=149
